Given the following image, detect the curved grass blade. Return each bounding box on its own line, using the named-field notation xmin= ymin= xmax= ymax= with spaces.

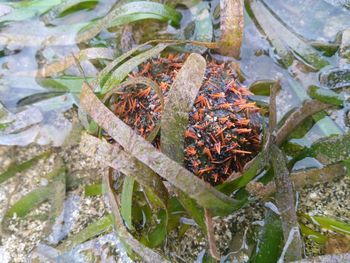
xmin=42 ymin=0 xmax=98 ymax=21
xmin=5 ymin=164 xmax=66 ymax=218
xmin=303 ymin=215 xmax=350 ymax=236
xmin=80 ymin=84 xmax=241 ymax=216
xmin=57 ymin=214 xmax=113 ymax=251
xmin=0 ymin=151 xmax=51 ymax=185
xmin=0 ymin=0 xmax=64 ymax=24
xmin=40 ymin=76 xmax=94 ymax=93
xmin=76 ymin=2 xmax=181 ymax=43
xmin=308 ymin=85 xmax=344 ymax=107
xmin=37 ymin=48 xmax=114 ymax=78
xmin=216 ymin=150 xmax=269 ymax=195
xmin=80 ymin=134 xmax=169 ymax=211
xmin=299 ymin=223 xmax=327 ymax=244
xmin=103 ymin=76 xmax=167 ymax=234
xmin=104 ymin=170 xmax=170 ymax=262
xmin=101 ymin=43 xmax=169 ymax=94
xmin=272 ymin=145 xmax=303 ymax=261
xmin=120 ymin=176 xmax=135 ymax=231
xmin=276 ymin=100 xmax=331 ymax=146
xmin=161 ymin=53 xmax=206 ymax=162
xmin=16 ymin=92 xmax=67 ymax=107
xmin=249 ymin=80 xmax=279 ymax=96
xmin=247 ymin=163 xmax=346 ymax=199
xmin=94 ymin=39 xmax=217 ymax=92
xmin=5 ymin=186 xmax=51 ymax=218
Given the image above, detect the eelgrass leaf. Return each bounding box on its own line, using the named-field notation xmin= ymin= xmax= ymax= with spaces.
xmin=57 ymin=214 xmax=113 ymax=251
xmin=0 ymin=151 xmax=51 ymax=185
xmin=5 ymin=186 xmax=51 ymax=218
xmin=76 ymin=2 xmax=181 ymax=43
xmin=250 ymin=210 xmax=284 ymax=263
xmin=120 ymin=176 xmax=135 ymax=231
xmin=84 ymin=183 xmax=102 ymax=196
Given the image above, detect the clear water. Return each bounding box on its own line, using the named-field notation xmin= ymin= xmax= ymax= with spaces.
xmin=0 ymin=0 xmax=349 ymax=262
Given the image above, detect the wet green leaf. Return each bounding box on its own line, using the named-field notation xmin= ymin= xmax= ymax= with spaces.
xmin=319 ymin=67 xmax=350 ymax=90
xmin=310 ymin=41 xmax=339 ymax=57
xmin=167 ymin=197 xmax=186 ymax=232
xmin=58 ymin=0 xmax=98 ymax=18
xmin=77 ymin=2 xmax=181 ymax=42
xmin=0 ymin=151 xmax=51 ymax=185
xmin=249 ymin=80 xmax=280 ymax=96
xmin=5 ymin=163 xmax=65 ymax=218
xmin=0 ymin=0 xmax=64 ymax=24
xmin=141 ymin=209 xmax=167 ymax=248
xmin=343 ymin=159 xmax=350 ymax=177
xmin=216 ymin=151 xmax=269 ymax=195
xmin=40 ymin=76 xmax=94 ymax=93
xmin=295 ymin=133 xmax=350 ymax=165
xmin=250 ymin=210 xmax=284 ymax=263
xmin=84 ymin=183 xmax=102 ymax=196
xmin=57 ymin=214 xmax=113 ymax=251
xmin=308 ymin=85 xmax=343 ymax=107
xmin=16 ymin=92 xmax=67 ymax=107
xmin=6 ymin=187 xmax=51 ymax=218
xmin=104 ymin=171 xmax=170 ymax=262
xmin=120 ymin=176 xmax=135 ymax=231
xmin=299 ymin=223 xmax=327 ymax=244
xmin=306 ymin=215 xmax=350 ymax=236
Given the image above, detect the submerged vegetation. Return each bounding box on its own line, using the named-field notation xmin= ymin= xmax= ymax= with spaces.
xmin=0 ymin=0 xmax=349 ymax=262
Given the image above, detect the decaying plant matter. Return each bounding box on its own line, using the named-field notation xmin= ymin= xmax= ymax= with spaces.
xmin=77 ymin=37 xmax=347 ymax=260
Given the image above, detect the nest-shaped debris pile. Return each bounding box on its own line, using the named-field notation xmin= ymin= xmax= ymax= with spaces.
xmin=108 ymin=54 xmax=261 ymax=185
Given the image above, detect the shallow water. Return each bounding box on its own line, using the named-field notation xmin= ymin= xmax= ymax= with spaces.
xmin=0 ymin=0 xmax=349 ymax=147
xmin=0 ymin=0 xmax=349 ymax=262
